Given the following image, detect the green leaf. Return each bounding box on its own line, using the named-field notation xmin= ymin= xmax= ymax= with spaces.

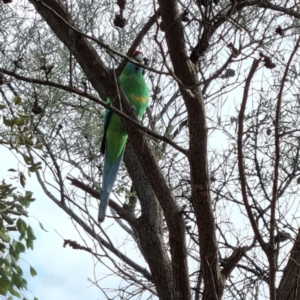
xmin=9 ymin=244 xmax=19 ymax=260
xmin=6 ymin=225 xmax=17 ymax=231
xmin=6 ymin=209 xmax=22 ymax=216
xmin=10 ymin=288 xmax=21 ymax=298
xmin=25 ymin=191 xmax=34 ymax=199
xmin=0 ymin=274 xmax=10 ymax=295
xmin=28 ymin=166 xmax=37 ymax=173
xmin=30 ymin=265 xmax=37 ymax=277
xmin=1 ymin=213 xmax=15 ymax=225
xmin=39 ymin=222 xmax=47 ymax=232
xmin=23 ymin=137 xmax=34 ymax=147
xmin=14 ymin=118 xmax=27 ymax=126
xmin=15 ymin=241 xmax=25 ymax=253
xmin=3 ymin=116 xmax=14 ymax=127
xmin=12 ymin=272 xmax=23 ymax=289
xmin=25 ymin=238 xmax=33 ymax=250
xmin=0 ymin=242 xmax=6 ymax=252
xmin=0 ymin=228 xmax=10 ymax=243
xmin=27 ymin=225 xmax=36 ymax=241
xmin=15 ymin=265 xmax=23 ymax=276
xmin=0 ymin=104 xmax=6 ymax=110
xmin=15 ymin=204 xmax=27 ymax=215
xmin=16 ymin=218 xmax=27 ymax=239
xmin=14 ymin=95 xmax=22 ymax=105
xmin=33 ymin=143 xmax=43 ymax=149
xmin=16 ymin=112 xmax=29 ymax=119
xmin=18 ymin=199 xmax=30 ymax=208
xmin=20 ymin=172 xmax=26 ymax=188
xmin=21 ymin=277 xmax=27 ymax=289
xmin=0 ymin=257 xmax=10 ymax=268
xmin=22 ymin=154 xmax=32 ymax=165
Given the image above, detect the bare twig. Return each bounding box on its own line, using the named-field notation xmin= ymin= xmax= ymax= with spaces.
xmin=237 ymin=58 xmax=265 ymax=250
xmin=269 ymin=36 xmax=300 ymax=300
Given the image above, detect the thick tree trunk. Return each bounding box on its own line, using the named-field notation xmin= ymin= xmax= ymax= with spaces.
xmin=29 ymin=1 xmax=190 ymax=299
xmin=277 ymin=229 xmax=300 ymax=300
xmin=124 ymin=142 xmax=174 ymax=300
xmin=157 ymin=0 xmax=224 ymax=298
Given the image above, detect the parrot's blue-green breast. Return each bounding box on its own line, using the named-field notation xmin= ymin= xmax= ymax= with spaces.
xmin=105 ymin=59 xmax=149 ymax=163
xmin=99 ymin=52 xmax=149 ymax=223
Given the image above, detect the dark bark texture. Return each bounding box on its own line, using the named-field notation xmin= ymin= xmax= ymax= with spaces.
xmin=28 ymin=1 xmax=189 ymax=299
xmin=277 ymin=229 xmax=300 ymax=300
xmin=23 ymin=0 xmax=300 ymax=299
xmin=157 ymin=0 xmax=224 ymax=298
xmin=124 ymin=142 xmax=174 ymax=300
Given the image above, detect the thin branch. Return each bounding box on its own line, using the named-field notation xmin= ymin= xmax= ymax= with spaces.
xmin=33 ymin=168 xmax=152 ymax=280
xmin=31 ymin=0 xmax=168 ymax=77
xmin=221 ymin=247 xmax=247 ymax=279
xmin=269 ymin=36 xmax=300 ymax=300
xmin=117 ymin=9 xmax=161 ymax=74
xmin=237 ymin=58 xmax=266 ymax=250
xmin=66 ymin=176 xmax=138 ymax=227
xmin=192 ymin=0 xmax=300 ymax=62
xmin=0 ymin=68 xmax=187 ymax=155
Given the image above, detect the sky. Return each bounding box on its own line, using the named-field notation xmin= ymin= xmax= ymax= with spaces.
xmin=1 ymin=1 xmax=295 ymax=299
xmin=0 ymin=147 xmax=133 ymax=300
xmin=0 ymin=3 xmax=157 ymax=298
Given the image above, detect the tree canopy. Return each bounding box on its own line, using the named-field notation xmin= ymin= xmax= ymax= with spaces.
xmin=1 ymin=0 xmax=300 ymax=299
xmin=0 ymin=179 xmax=37 ymax=300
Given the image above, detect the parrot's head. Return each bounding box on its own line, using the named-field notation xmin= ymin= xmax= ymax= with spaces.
xmin=123 ymin=50 xmax=146 ymax=75
xmin=133 ymin=51 xmax=144 ymax=64
xmin=130 ymin=50 xmax=145 ymax=75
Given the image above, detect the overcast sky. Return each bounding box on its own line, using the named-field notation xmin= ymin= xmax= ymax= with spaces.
xmin=0 ymin=148 xmax=100 ymax=299
xmin=1 ymin=147 xmax=150 ymax=300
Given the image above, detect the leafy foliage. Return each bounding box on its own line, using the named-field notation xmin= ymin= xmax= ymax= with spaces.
xmin=0 ymin=181 xmax=37 ymax=299
xmin=1 ymin=0 xmax=300 ymax=299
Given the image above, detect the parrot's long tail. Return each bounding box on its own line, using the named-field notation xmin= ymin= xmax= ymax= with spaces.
xmin=98 ymin=151 xmax=124 ymax=223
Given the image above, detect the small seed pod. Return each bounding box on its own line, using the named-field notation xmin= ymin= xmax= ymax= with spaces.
xmin=221 ymin=69 xmax=235 ymax=79
xmin=113 ymin=14 xmax=127 ymax=28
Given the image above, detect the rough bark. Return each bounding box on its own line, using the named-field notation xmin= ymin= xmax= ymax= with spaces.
xmin=277 ymin=229 xmax=300 ymax=300
xmin=124 ymin=142 xmax=174 ymax=300
xmin=119 ymin=109 xmax=190 ymax=300
xmin=28 ymin=1 xmax=190 ymax=299
xmin=157 ymin=0 xmax=224 ymax=298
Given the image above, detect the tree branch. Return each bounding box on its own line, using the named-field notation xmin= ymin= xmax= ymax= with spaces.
xmin=33 ymin=170 xmax=152 ymax=281
xmin=237 ymin=58 xmax=265 ymax=250
xmin=158 ymin=0 xmax=224 ymax=298
xmin=66 ymin=176 xmax=138 ymax=227
xmin=26 ymin=2 xmax=191 ymax=300
xmin=0 ymin=68 xmax=187 ymax=156
xmin=221 ymin=247 xmax=247 ymax=279
xmin=277 ymin=229 xmax=300 ymax=300
xmin=269 ymin=36 xmax=300 ymax=299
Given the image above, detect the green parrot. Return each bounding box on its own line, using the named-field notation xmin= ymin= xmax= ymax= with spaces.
xmin=99 ymin=51 xmax=150 ymax=222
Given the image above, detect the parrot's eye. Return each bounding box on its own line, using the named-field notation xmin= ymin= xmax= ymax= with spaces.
xmin=143 ymin=57 xmax=149 ymax=65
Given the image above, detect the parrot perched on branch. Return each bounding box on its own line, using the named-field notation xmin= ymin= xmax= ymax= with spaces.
xmin=98 ymin=51 xmax=149 ymax=223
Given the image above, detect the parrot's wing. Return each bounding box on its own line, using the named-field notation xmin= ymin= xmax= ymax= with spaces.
xmin=100 ymin=109 xmax=112 ymax=155
xmin=98 ymin=146 xmax=124 ymax=223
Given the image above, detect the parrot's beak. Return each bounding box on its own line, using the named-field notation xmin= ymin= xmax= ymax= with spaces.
xmin=134 ymin=53 xmax=143 ymax=64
